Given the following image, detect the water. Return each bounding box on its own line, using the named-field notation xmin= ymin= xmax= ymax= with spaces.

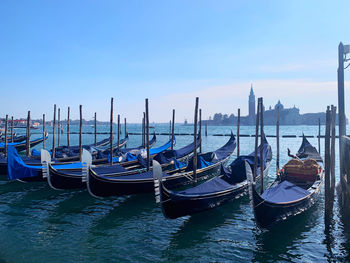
xmin=1 ymin=124 xmax=350 ymax=262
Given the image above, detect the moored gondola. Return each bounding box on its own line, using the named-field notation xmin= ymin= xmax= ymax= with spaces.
xmin=86 ymin=133 xmax=235 ymax=197
xmin=249 ymin=135 xmax=324 ymax=228
xmin=0 ymin=132 xmax=48 ymax=153
xmin=45 ymin=136 xmax=175 ymax=190
xmin=153 ymin=136 xmax=272 ymax=219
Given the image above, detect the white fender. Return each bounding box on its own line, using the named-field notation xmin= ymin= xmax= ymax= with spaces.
xmin=81 ymin=149 xmax=92 ymax=183
xmin=152 ymin=160 xmax=163 ymax=204
xmin=41 ymin=149 xmax=51 ymax=178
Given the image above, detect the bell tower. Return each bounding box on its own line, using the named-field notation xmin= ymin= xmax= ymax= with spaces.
xmin=249 ymin=84 xmax=255 ymax=119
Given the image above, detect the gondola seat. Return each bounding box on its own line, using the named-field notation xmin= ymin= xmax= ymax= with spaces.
xmin=282 ymin=158 xmax=320 ymax=183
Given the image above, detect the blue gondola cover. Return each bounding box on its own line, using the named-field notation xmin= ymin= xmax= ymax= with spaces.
xmin=261 ymin=180 xmax=310 ymax=203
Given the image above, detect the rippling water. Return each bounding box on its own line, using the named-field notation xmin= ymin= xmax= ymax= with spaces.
xmin=1 ymin=124 xmax=350 ymax=262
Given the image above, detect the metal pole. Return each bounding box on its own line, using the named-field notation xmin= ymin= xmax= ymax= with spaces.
xmin=110 ymin=98 xmax=114 ymax=165
xmin=79 ymin=105 xmax=83 ymax=162
xmin=52 ymin=104 xmax=56 ymax=158
xmin=171 ymin=109 xmax=175 ymax=150
xmin=67 ymin=107 xmax=70 ymax=147
xmin=145 ymin=99 xmax=150 ymax=171
xmin=193 ymin=97 xmax=199 ymax=186
xmin=237 ymin=109 xmax=240 ymax=157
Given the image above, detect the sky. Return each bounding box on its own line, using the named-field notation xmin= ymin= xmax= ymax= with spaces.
xmin=0 ymin=0 xmax=350 ymax=123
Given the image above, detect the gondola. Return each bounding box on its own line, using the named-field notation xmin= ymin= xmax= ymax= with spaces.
xmin=0 ymin=132 xmax=48 ymax=153
xmin=153 ymin=136 xmax=272 ymax=219
xmin=6 ymin=146 xmax=86 ymax=182
xmin=249 ymin=135 xmax=324 ymax=228
xmin=86 ymin=133 xmax=235 ymax=197
xmin=0 ymin=133 xmax=27 ymax=143
xmin=45 ymin=136 xmax=174 ymax=190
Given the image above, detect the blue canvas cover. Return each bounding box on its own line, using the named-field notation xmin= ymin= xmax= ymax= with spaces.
xmin=7 ymin=146 xmax=40 ymax=180
xmin=149 ymin=138 xmax=174 ymax=155
xmin=173 ymin=177 xmax=233 ymax=196
xmin=153 ymin=136 xmax=200 ymax=164
xmin=261 ymin=180 xmax=310 ymax=203
xmin=7 ymin=146 xmax=83 ymax=180
xmin=212 ymin=133 xmax=236 ymax=161
xmin=92 ymin=164 xmax=128 ymax=175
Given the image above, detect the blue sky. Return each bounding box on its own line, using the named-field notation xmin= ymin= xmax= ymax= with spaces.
xmin=0 ymin=0 xmax=349 ymax=123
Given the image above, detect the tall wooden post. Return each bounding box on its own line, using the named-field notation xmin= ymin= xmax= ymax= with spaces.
xmin=169 ymin=120 xmax=171 ymax=140
xmin=26 ymin=111 xmax=31 ymax=156
xmin=57 ymin=108 xmax=61 ymax=147
xmin=110 ymin=98 xmax=114 ymax=165
xmin=325 ymin=106 xmax=331 ymax=214
xmin=42 ymin=114 xmax=46 ymax=149
xmin=124 ymin=117 xmax=127 ymax=148
xmin=79 ymin=105 xmax=83 ymax=162
xmin=4 ymin=115 xmax=8 ymax=157
xmin=237 ymin=109 xmax=240 ymax=157
xmin=199 ymin=109 xmax=202 ymax=153
xmin=142 ymin=112 xmax=146 ymax=147
xmin=67 ymin=107 xmax=70 ymax=147
xmin=330 ymin=105 xmax=337 ymax=204
xmin=205 ymin=122 xmax=208 ymax=137
xmin=145 ymin=99 xmax=150 ymax=171
xmin=171 ymin=109 xmax=175 ymax=150
xmin=260 ymin=98 xmax=264 ymax=194
xmin=94 ymin=112 xmax=97 ymax=146
xmin=117 ymin=114 xmax=120 ymax=149
xmin=193 ymin=97 xmax=199 ymax=186
xmin=318 ymin=118 xmax=321 ymax=154
xmin=338 ymin=42 xmax=347 ymax=183
xmin=276 ymin=106 xmax=280 ymax=172
xmin=10 ymin=116 xmax=14 ymax=143
xmin=253 ymin=99 xmax=260 ymax=182
xmin=52 ymin=104 xmax=56 ymax=158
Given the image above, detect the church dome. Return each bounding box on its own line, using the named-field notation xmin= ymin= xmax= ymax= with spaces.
xmin=275 ymin=100 xmax=284 ymax=110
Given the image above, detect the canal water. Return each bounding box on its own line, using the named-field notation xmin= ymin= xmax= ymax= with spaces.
xmin=0 ymin=124 xmax=349 ymax=262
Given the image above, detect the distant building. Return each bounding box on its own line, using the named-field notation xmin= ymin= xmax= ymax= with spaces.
xmin=204 ymin=85 xmax=336 ymax=125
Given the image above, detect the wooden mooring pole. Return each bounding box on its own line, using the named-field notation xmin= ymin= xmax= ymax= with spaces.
xmin=26 ymin=111 xmax=31 ymax=156
xmin=79 ymin=105 xmax=83 ymax=162
xmin=318 ymin=118 xmax=321 ymax=154
xmin=169 ymin=120 xmax=171 ymax=140
xmin=94 ymin=112 xmax=97 ymax=146
xmin=4 ymin=115 xmax=8 ymax=157
xmin=117 ymin=114 xmax=120 ymax=149
xmin=330 ymin=105 xmax=336 ymax=205
xmin=253 ymin=98 xmax=260 ymax=182
xmin=276 ymin=106 xmax=280 ymax=172
xmin=52 ymin=104 xmax=56 ymax=158
xmin=193 ymin=97 xmax=199 ymax=186
xmin=124 ymin=117 xmax=127 ymax=148
xmin=325 ymin=106 xmax=331 ymax=216
xmin=199 ymin=109 xmax=202 ymax=153
xmin=10 ymin=116 xmax=13 ymax=143
xmin=205 ymin=122 xmax=208 ymax=137
xmin=42 ymin=114 xmax=46 ymax=149
xmin=260 ymin=98 xmax=264 ymax=194
xmin=171 ymin=109 xmax=175 ymax=150
xmin=57 ymin=108 xmax=60 ymax=147
xmin=145 ymin=99 xmax=150 ymax=171
xmin=110 ymin=98 xmax=114 ymax=165
xmin=142 ymin=112 xmax=145 ymax=147
xmin=237 ymin=108 xmax=240 ymax=157
xmin=67 ymin=107 xmax=70 ymax=147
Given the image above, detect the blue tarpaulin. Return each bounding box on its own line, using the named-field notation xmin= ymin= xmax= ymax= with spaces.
xmin=261 ymin=180 xmax=310 ymax=203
